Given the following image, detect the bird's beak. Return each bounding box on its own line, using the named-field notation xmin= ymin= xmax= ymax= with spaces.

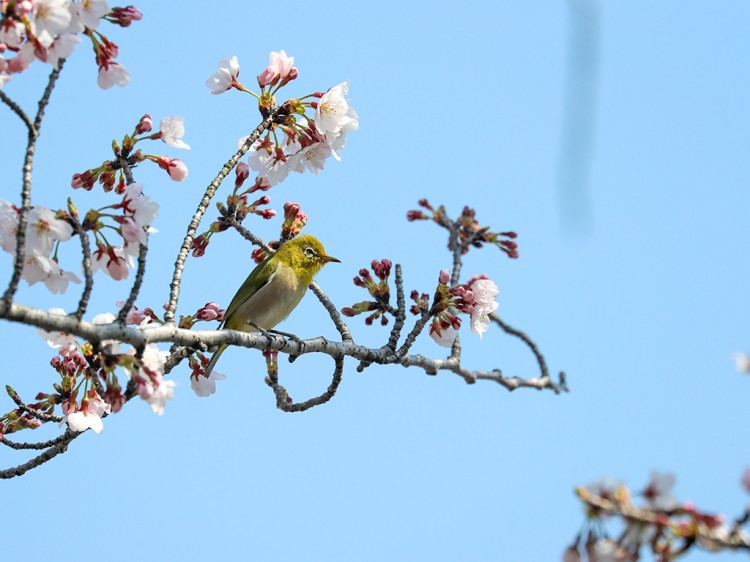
xmin=323 ymin=255 xmax=341 ymax=264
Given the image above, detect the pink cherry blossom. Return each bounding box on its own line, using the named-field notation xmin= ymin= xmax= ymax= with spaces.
xmin=469 ymin=277 xmax=499 ymax=337
xmin=269 ymin=49 xmax=295 ymax=79
xmin=156 ymin=157 xmax=188 ymax=181
xmin=136 ymin=114 xmax=153 ymax=134
xmin=92 ymin=243 xmax=131 ymax=280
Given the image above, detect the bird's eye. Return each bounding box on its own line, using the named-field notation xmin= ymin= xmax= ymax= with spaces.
xmin=303 ymin=247 xmax=316 ymax=259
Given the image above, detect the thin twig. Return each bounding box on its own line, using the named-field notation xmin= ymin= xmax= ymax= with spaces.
xmin=490 ymin=312 xmax=549 ymax=380
xmin=116 ymin=236 xmax=148 ymax=323
xmin=0 ymin=430 xmax=78 ymax=479
xmin=223 ymin=212 xmax=272 ymax=252
xmin=72 ymin=218 xmax=94 ymax=320
xmin=8 ymin=389 xmax=63 ymax=422
xmin=267 ymin=355 xmax=344 ymax=412
xmin=1 ymin=432 xmax=71 ymax=451
xmin=0 ymin=90 xmax=36 ymax=134
xmin=310 ymin=281 xmax=352 ymax=342
xmin=386 ymin=264 xmax=406 ymax=351
xmin=3 ymin=63 xmax=64 ymax=306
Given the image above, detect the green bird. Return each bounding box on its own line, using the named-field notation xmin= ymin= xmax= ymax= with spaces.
xmin=204 ymin=234 xmax=340 ymax=377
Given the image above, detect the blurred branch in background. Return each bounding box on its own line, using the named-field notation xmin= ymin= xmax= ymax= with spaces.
xmin=558 ymin=0 xmax=601 ymax=234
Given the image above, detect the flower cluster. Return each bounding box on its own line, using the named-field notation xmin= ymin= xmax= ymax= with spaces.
xmin=341 ymin=259 xmax=393 ymax=326
xmin=408 ymin=199 xmax=519 ymax=259
xmin=82 ymin=182 xmax=159 ymax=280
xmin=0 ymin=200 xmax=81 ymax=293
xmin=0 ymin=0 xmax=141 ymax=89
xmin=0 ymin=305 xmax=175 ymax=436
xmin=72 ymin=114 xmax=189 ymax=192
xmin=188 ymin=353 xmax=226 ymax=397
xmin=206 ymin=51 xmax=358 ymax=189
xmin=411 ymin=271 xmax=500 ymax=347
xmin=564 ymin=472 xmax=748 ymax=561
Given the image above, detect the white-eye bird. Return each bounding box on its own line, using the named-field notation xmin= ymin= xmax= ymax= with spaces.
xmin=204 ymin=234 xmax=339 ymax=377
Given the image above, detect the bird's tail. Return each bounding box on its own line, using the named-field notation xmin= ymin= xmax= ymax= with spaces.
xmin=204 ymin=343 xmax=227 ymax=378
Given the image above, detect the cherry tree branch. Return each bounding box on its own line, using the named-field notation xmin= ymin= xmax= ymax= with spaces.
xmin=266 ymin=355 xmax=344 ymax=412
xmin=3 ymin=63 xmax=64 ymax=307
xmin=116 ymin=236 xmax=149 ymax=324
xmin=72 ymin=217 xmax=95 ymax=320
xmin=0 ymin=430 xmax=78 ymax=479
xmin=577 ymin=487 xmax=750 ymax=553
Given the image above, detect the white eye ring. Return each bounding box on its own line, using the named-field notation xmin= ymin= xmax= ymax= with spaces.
xmin=304 ymin=247 xmax=315 ymax=258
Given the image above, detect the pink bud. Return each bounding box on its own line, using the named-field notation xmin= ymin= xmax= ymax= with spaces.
xmin=257 ymin=66 xmax=276 ymax=87
xmin=109 ymin=6 xmax=143 ymax=27
xmin=438 ymin=269 xmax=450 ymax=284
xmin=157 ymin=157 xmax=189 ymax=181
xmin=135 ymin=114 xmax=153 ymax=134
xmin=235 ymin=162 xmax=249 ymax=187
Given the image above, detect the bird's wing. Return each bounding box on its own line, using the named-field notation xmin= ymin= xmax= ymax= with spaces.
xmin=221 ymin=258 xmax=276 ymax=328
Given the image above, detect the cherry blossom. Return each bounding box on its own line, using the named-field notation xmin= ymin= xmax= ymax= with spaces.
xmin=73 ymin=0 xmax=110 ymax=30
xmin=38 ymin=307 xmax=76 ymax=349
xmin=469 ymin=278 xmax=499 ymax=337
xmin=191 ymin=370 xmax=226 ymax=397
xmin=92 ymin=312 xmax=121 ymax=354
xmin=30 ymin=0 xmax=73 ymax=47
xmin=97 ymin=61 xmax=131 ymax=89
xmin=92 ymin=243 xmax=131 ymax=280
xmin=430 ymin=322 xmax=458 ymax=348
xmin=642 ymin=471 xmax=678 ymax=510
xmin=0 ymin=200 xmax=19 ymax=252
xmin=206 ymin=56 xmax=240 ymax=95
xmin=47 ymin=32 xmax=81 ymax=69
xmin=155 ymin=156 xmax=188 ymax=181
xmin=146 ymin=379 xmax=176 ymax=415
xmin=62 ymin=391 xmax=111 ymax=434
xmin=43 ymin=265 xmax=81 ymax=294
xmin=315 ymin=80 xmax=359 ymax=138
xmin=26 ymin=205 xmax=73 ymax=255
xmin=268 ymin=49 xmax=296 ymax=79
xmin=0 ymin=18 xmax=25 ymax=47
xmin=289 ymin=143 xmax=332 ymax=176
xmin=159 ymin=116 xmax=191 ymax=150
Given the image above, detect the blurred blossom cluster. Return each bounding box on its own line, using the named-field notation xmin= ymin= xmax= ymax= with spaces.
xmin=564 ymin=472 xmax=750 ymax=561
xmin=0 ymin=0 xmax=142 ymax=89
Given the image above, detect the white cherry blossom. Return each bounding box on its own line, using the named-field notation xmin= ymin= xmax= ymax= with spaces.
xmin=206 ymin=56 xmax=239 ymax=94
xmin=159 ymin=116 xmax=191 ymax=150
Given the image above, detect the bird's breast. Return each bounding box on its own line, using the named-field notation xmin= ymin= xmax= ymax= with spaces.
xmin=230 ymin=264 xmax=307 ymax=331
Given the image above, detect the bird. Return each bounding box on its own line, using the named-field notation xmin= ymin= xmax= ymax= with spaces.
xmin=204 ymin=234 xmax=339 ymax=377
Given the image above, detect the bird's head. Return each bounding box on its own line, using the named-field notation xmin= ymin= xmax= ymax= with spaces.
xmin=279 ymin=234 xmax=340 ymax=283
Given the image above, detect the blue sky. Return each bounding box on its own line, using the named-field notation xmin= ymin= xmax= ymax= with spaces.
xmin=2 ymin=1 xmax=750 ymax=560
